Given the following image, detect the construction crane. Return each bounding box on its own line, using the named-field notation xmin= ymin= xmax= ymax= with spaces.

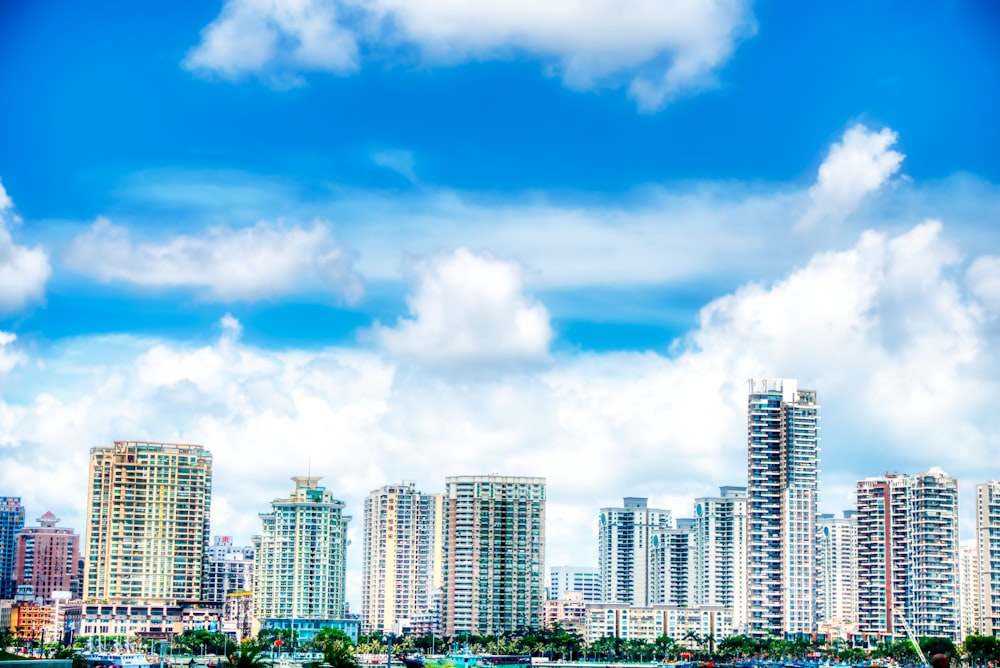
xmin=893 ymin=608 xmax=930 ymax=667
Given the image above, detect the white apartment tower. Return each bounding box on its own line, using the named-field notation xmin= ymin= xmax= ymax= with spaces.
xmin=693 ymin=486 xmax=748 ymax=631
xmin=550 ymin=566 xmax=601 ymax=602
xmin=204 ymin=536 xmax=254 ymax=603
xmin=746 ymin=379 xmax=819 ymax=637
xmin=651 ymin=518 xmax=695 ymax=607
xmin=442 ymin=475 xmax=546 ymax=636
xmin=959 ymin=539 xmax=981 ymax=639
xmin=254 ymin=476 xmax=351 ymax=620
xmin=816 ymin=511 xmax=858 ymax=631
xmin=599 ymin=497 xmax=672 ymax=607
xmin=976 ymin=482 xmax=1000 ymax=635
xmin=361 ymin=481 xmax=444 ymax=634
xmin=856 ymin=469 xmax=960 ymax=640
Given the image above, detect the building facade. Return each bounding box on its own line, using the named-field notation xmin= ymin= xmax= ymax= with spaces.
xmin=817 ymin=511 xmax=858 ymax=636
xmin=254 ymin=476 xmax=351 ymax=621
xmin=976 ymin=482 xmax=1000 ymax=636
xmin=599 ymin=497 xmax=672 ymax=607
xmin=583 ymin=603 xmax=732 ymax=647
xmin=0 ymin=497 xmax=26 ymax=599
xmin=361 ymin=481 xmax=444 ymax=634
xmin=549 ymin=566 xmax=601 ymax=603
xmin=746 ymin=379 xmax=819 ymax=637
xmin=84 ymin=441 xmax=213 ymax=604
xmin=203 ymin=536 xmax=254 ymax=603
xmin=442 ymin=475 xmax=545 ymax=636
xmin=856 ymin=469 xmax=960 ymax=641
xmin=959 ymin=539 xmax=981 ymax=640
xmin=12 ymin=511 xmax=81 ymax=602
xmin=651 ymin=519 xmax=695 ymax=607
xmin=692 ymin=486 xmax=748 ymax=631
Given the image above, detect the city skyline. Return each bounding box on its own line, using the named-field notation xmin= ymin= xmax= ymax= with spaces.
xmin=1 ymin=1 xmax=1000 ymax=618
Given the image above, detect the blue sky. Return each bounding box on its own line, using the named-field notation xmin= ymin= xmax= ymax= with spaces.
xmin=1 ymin=0 xmax=1000 ymax=605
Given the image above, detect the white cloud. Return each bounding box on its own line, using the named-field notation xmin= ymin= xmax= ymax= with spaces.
xmin=185 ymin=0 xmax=755 ymax=109
xmin=799 ymin=124 xmax=905 ymax=229
xmin=372 ymin=149 xmax=418 ymax=184
xmin=375 ymin=248 xmax=552 ymax=367
xmin=183 ymin=0 xmax=360 ymax=87
xmin=0 ymin=178 xmax=51 ymax=312
xmin=0 ymin=332 xmax=25 ymax=374
xmin=3 ymin=220 xmax=998 ymax=611
xmin=65 ymin=217 xmax=362 ymax=302
xmin=967 ymin=255 xmax=1000 ymax=313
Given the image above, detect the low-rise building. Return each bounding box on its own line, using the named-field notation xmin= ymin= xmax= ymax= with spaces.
xmin=583 ymin=604 xmax=731 ymax=647
xmin=65 ymin=601 xmax=224 ymax=639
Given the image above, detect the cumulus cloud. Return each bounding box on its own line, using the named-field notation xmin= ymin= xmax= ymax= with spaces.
xmin=0 ymin=332 xmax=25 ymax=375
xmin=375 ymin=248 xmax=552 ymax=367
xmin=65 ymin=218 xmax=362 ymax=302
xmin=799 ymin=124 xmax=905 ymax=230
xmin=183 ymin=0 xmax=360 ymax=87
xmin=184 ymin=0 xmax=755 ymax=110
xmin=0 ymin=179 xmax=50 ymax=312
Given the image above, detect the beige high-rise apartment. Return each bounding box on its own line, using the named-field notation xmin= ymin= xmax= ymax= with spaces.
xmin=84 ymin=441 xmax=213 ymax=604
xmin=443 ymin=475 xmax=545 ymax=636
xmin=361 ymin=481 xmax=444 ymax=634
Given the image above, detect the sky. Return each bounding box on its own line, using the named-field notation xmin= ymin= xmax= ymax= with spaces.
xmin=1 ymin=0 xmax=1000 ymax=608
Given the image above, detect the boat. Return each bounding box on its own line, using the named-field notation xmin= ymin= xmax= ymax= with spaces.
xmin=413 ymin=649 xmax=531 ymax=668
xmin=80 ymin=639 xmax=151 ymax=668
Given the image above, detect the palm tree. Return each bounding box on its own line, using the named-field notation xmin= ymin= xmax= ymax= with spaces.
xmin=224 ymin=647 xmax=270 ymax=668
xmin=323 ymin=641 xmax=359 ymax=668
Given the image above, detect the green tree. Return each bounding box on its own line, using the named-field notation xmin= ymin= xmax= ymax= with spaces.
xmin=920 ymin=637 xmax=957 ymax=660
xmin=224 ymin=646 xmax=270 ymax=668
xmin=964 ymin=636 xmax=1000 ymax=665
xmin=322 ymin=640 xmax=359 ymax=668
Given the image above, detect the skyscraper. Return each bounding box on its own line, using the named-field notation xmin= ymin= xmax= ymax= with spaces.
xmin=746 ymin=378 xmax=819 ymax=637
xmin=442 ymin=475 xmax=545 ymax=636
xmin=651 ymin=518 xmax=695 ymax=607
xmin=976 ymin=482 xmax=1000 ymax=635
xmin=959 ymin=539 xmax=981 ymax=639
xmin=692 ymin=486 xmax=748 ymax=631
xmin=254 ymin=476 xmax=351 ymax=621
xmin=549 ymin=566 xmax=601 ymax=603
xmin=12 ymin=511 xmax=81 ymax=602
xmin=856 ymin=469 xmax=960 ymax=640
xmin=0 ymin=497 xmax=26 ymax=599
xmin=361 ymin=481 xmax=444 ymax=634
xmin=84 ymin=441 xmax=213 ymax=604
xmin=599 ymin=497 xmax=672 ymax=606
xmin=816 ymin=511 xmax=858 ymax=632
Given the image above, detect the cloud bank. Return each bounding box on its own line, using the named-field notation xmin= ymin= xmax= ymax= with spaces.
xmin=65 ymin=218 xmax=362 ymax=302
xmin=184 ymin=0 xmax=756 ymax=110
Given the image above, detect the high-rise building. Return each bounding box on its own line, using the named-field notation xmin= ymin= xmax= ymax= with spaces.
xmin=651 ymin=519 xmax=695 ymax=607
xmin=746 ymin=378 xmax=819 ymax=637
xmin=254 ymin=476 xmax=351 ymax=621
xmin=856 ymin=469 xmax=960 ymax=640
xmin=442 ymin=475 xmax=545 ymax=636
xmin=692 ymin=486 xmax=748 ymax=631
xmin=12 ymin=511 xmax=81 ymax=602
xmin=976 ymin=482 xmax=1000 ymax=636
xmin=816 ymin=511 xmax=858 ymax=632
xmin=599 ymin=497 xmax=672 ymax=607
xmin=549 ymin=566 xmax=600 ymax=603
xmin=361 ymin=481 xmax=444 ymax=634
xmin=0 ymin=497 xmax=26 ymax=599
xmin=959 ymin=539 xmax=981 ymax=640
xmin=203 ymin=536 xmax=254 ymax=603
xmin=84 ymin=441 xmax=213 ymax=604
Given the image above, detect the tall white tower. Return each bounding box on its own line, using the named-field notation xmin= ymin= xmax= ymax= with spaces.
xmin=817 ymin=511 xmax=858 ymax=633
xmin=976 ymin=482 xmax=1000 ymax=635
xmin=746 ymin=378 xmax=819 ymax=637
xmin=254 ymin=476 xmax=351 ymax=621
xmin=599 ymin=497 xmax=672 ymax=606
xmin=693 ymin=486 xmax=748 ymax=631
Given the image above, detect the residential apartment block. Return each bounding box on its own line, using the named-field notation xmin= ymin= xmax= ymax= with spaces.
xmin=599 ymin=497 xmax=672 ymax=607
xmin=84 ymin=441 xmax=213 ymax=604
xmin=361 ymin=481 xmax=444 ymax=634
xmin=817 ymin=511 xmax=858 ymax=634
xmin=583 ymin=603 xmax=732 ymax=647
xmin=203 ymin=536 xmax=254 ymax=603
xmin=976 ymin=482 xmax=1000 ymax=636
xmin=549 ymin=565 xmax=601 ymax=603
xmin=692 ymin=486 xmax=748 ymax=631
xmin=746 ymin=378 xmax=819 ymax=637
xmin=442 ymin=475 xmax=545 ymax=636
xmin=651 ymin=519 xmax=695 ymax=607
xmin=12 ymin=511 xmax=81 ymax=602
xmin=0 ymin=497 xmax=26 ymax=599
xmin=254 ymin=476 xmax=350 ymax=621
